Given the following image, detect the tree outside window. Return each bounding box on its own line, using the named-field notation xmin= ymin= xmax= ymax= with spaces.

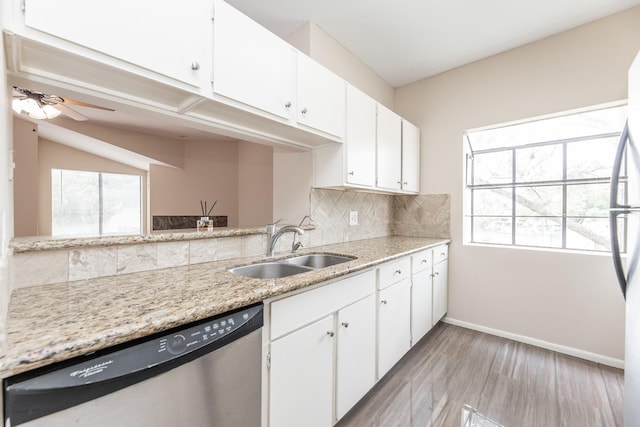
xmin=464 ymin=104 xmax=627 ymax=252
xmin=52 ymin=169 xmax=142 ymax=237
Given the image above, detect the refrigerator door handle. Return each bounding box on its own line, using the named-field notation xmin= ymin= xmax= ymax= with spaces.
xmin=610 ymin=211 xmax=627 ymax=298
xmin=609 ymin=120 xmax=630 ymax=298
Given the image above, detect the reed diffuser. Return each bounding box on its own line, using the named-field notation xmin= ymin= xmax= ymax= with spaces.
xmin=197 ymin=199 xmax=217 ymax=231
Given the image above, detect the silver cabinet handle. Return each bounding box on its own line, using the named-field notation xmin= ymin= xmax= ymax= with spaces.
xmin=434 ymin=272 xmax=440 ymax=276
xmin=440 ymin=252 xmax=446 ymax=256
xmin=395 ymin=269 xmax=402 ymax=275
xmin=301 ymin=107 xmax=308 ymax=114
xmin=380 ymin=300 xmax=388 ymax=305
xmin=403 ymin=181 xmax=408 ymax=185
xmin=421 ymin=259 xmax=427 ymax=264
xmin=348 ymin=171 xmax=355 ymax=176
xmin=341 ymin=322 xmax=349 ymax=328
xmin=191 ymin=62 xmax=200 ymax=70
xmin=284 ymin=101 xmax=292 ymax=108
xmin=327 ymin=331 xmax=335 ymax=337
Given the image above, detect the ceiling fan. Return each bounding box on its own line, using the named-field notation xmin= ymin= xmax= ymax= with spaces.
xmin=11 ymin=86 xmax=114 ymax=121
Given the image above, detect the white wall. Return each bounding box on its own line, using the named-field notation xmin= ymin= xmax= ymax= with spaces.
xmin=395 ymin=6 xmax=640 ymax=361
xmin=0 ymin=0 xmax=14 ymax=347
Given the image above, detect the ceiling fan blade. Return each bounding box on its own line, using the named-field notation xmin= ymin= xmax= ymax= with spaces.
xmin=54 ymin=103 xmax=89 ymax=121
xmin=61 ymin=98 xmax=115 ymax=111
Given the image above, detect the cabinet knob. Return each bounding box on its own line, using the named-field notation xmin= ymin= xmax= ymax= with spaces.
xmin=191 ymin=62 xmax=200 ymax=71
xmin=284 ymin=101 xmax=292 ymax=108
xmin=341 ymin=322 xmax=349 ymax=328
xmin=326 ymin=331 xmax=335 ymax=337
xmin=403 ymin=181 xmax=408 ymax=185
xmin=394 ymin=269 xmax=402 ymax=275
xmin=434 ymin=272 xmax=439 ymax=276
xmin=441 ymin=252 xmax=446 ymax=256
xmin=300 ymin=107 xmax=308 ymax=115
xmin=348 ymin=171 xmax=355 ymax=176
xmin=421 ymin=259 xmax=427 ymax=264
xmin=380 ymin=300 xmax=388 ymax=305
xmin=397 ymin=180 xmax=402 ymax=184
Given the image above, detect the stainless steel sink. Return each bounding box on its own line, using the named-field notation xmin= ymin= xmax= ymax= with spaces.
xmin=229 ymin=262 xmax=314 ymax=279
xmin=229 ymin=253 xmax=357 ymax=279
xmin=283 ymin=253 xmax=356 ymax=269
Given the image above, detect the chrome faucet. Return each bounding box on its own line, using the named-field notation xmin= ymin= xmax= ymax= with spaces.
xmin=266 ymin=220 xmax=305 ymax=257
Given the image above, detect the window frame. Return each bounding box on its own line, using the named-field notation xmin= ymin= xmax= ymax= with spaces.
xmin=464 ymin=109 xmax=627 ymax=253
xmin=51 ymin=168 xmax=143 ymax=237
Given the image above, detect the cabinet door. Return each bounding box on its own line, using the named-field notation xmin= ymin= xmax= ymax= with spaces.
xmin=401 ymin=120 xmax=420 ymax=193
xmin=269 ymin=315 xmax=334 ymax=427
xmin=336 ymin=295 xmax=376 ymax=420
xmin=24 ymin=0 xmax=212 ymax=88
xmin=411 ymin=269 xmax=433 ymax=344
xmin=213 ymin=0 xmax=295 ymax=119
xmin=377 ymin=279 xmax=411 ymax=378
xmin=432 ymin=259 xmax=449 ymax=325
xmin=376 ymin=105 xmax=402 ymax=191
xmin=345 ymin=85 xmax=376 ymax=187
xmin=297 ymin=54 xmax=346 ymax=138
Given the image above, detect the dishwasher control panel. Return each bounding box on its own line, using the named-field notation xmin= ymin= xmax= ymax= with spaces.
xmin=5 ymin=304 xmax=263 ymax=392
xmin=160 ymin=309 xmax=251 ymax=355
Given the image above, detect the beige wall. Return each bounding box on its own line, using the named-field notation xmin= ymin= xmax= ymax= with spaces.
xmin=394 ymin=6 xmax=640 ymax=361
xmin=50 ymin=118 xmax=186 ymax=168
xmin=287 ymin=22 xmax=395 ymax=109
xmin=13 ymin=118 xmax=38 ymax=236
xmin=150 ymin=140 xmax=239 ymax=226
xmin=238 ymin=141 xmax=273 ymax=226
xmin=37 ymin=138 xmax=148 ymax=235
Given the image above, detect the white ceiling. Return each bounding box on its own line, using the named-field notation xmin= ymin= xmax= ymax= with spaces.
xmin=226 ymin=0 xmax=640 ymax=88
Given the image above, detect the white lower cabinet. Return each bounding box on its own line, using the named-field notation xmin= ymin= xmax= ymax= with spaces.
xmin=336 ymin=294 xmax=376 ymax=420
xmin=411 ymin=268 xmax=433 ymax=344
xmin=266 ymin=244 xmax=448 ymax=426
xmin=377 ymin=278 xmax=411 ymax=378
xmin=410 ymin=249 xmax=433 ymax=344
xmin=269 ymin=315 xmax=334 ymax=427
xmin=432 ymin=256 xmax=449 ymax=325
xmin=268 ymin=270 xmax=376 ymax=426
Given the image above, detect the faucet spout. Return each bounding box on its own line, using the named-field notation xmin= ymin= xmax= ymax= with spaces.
xmin=267 ymin=225 xmax=304 ymax=257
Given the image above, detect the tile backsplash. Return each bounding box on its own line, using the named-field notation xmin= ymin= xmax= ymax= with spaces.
xmin=11 ymin=189 xmax=450 ymax=289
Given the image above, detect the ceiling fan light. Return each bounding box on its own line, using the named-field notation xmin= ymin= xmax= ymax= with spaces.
xmin=41 ymin=104 xmax=62 ymax=119
xmin=11 ymin=98 xmax=61 ymax=120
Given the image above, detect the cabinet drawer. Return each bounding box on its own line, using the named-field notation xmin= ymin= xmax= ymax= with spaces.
xmin=411 ymin=249 xmax=432 ymax=273
xmin=378 ymin=258 xmax=410 ymax=290
xmin=271 ymin=269 xmax=375 ymax=339
xmin=434 ymin=245 xmax=448 ymax=264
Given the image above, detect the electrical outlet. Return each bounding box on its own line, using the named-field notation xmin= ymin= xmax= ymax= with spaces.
xmin=349 ymin=211 xmax=358 ymax=226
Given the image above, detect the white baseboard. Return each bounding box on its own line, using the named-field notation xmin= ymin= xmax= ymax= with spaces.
xmin=443 ymin=317 xmax=624 ymax=369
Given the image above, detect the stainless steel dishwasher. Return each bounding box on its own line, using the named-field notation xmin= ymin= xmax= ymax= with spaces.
xmin=3 ymin=303 xmax=263 ymax=427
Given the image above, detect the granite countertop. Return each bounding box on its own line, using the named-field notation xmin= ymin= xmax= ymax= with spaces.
xmin=9 ymin=227 xmax=269 ymax=253
xmin=0 ymin=236 xmax=449 ymax=378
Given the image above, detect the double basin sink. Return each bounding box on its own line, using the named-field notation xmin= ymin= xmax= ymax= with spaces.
xmin=229 ymin=253 xmax=356 ymax=279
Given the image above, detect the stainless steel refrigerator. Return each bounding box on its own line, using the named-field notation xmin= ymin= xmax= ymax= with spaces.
xmin=610 ymin=50 xmax=640 ymax=427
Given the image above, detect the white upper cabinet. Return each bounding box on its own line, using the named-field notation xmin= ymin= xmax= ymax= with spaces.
xmin=23 ymin=0 xmax=213 ymax=89
xmin=296 ymin=54 xmax=346 ymax=138
xmin=212 ymin=0 xmax=295 ymax=119
xmin=345 ymin=85 xmax=377 ymax=187
xmin=376 ymin=104 xmax=403 ymax=191
xmin=401 ymin=120 xmax=420 ymax=193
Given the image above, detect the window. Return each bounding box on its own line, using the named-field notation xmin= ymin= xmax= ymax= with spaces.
xmin=464 ymin=104 xmax=627 ymax=252
xmin=52 ymin=169 xmax=142 ymax=237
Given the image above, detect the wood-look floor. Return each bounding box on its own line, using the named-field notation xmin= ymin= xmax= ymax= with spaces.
xmin=337 ymin=323 xmax=624 ymax=427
